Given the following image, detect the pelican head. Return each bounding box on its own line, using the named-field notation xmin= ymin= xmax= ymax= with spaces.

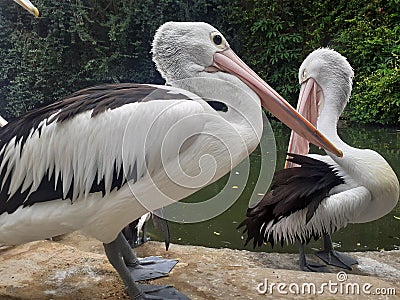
xmin=299 ymin=48 xmax=354 ymax=118
xmin=152 ymin=22 xmax=343 ymax=157
xmin=152 ymin=22 xmax=225 ymax=81
xmin=13 ymin=0 xmax=39 ymax=17
xmin=287 ymin=48 xmax=354 ymax=157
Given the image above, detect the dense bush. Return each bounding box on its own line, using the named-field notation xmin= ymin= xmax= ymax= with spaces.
xmin=222 ymin=0 xmax=305 ymax=101
xmin=0 ymin=0 xmax=398 ymax=125
xmin=330 ymin=0 xmax=400 ymax=125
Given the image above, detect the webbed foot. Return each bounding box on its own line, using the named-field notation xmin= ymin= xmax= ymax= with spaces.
xmin=128 ymin=256 xmax=178 ymax=281
xmin=315 ymin=250 xmax=357 ymax=270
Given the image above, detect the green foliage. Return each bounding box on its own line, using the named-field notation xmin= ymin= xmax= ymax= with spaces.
xmin=223 ymin=0 xmax=305 ymax=101
xmin=323 ymin=0 xmax=398 ymax=125
xmin=326 ymin=0 xmax=400 ymax=124
xmin=0 ymin=0 xmax=399 ymax=125
xmin=348 ymin=59 xmax=400 ymax=125
xmin=0 ymin=0 xmax=225 ymax=119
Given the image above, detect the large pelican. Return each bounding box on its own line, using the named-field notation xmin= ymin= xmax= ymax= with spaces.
xmin=240 ymin=48 xmax=399 ymax=272
xmin=0 ymin=21 xmax=341 ymax=298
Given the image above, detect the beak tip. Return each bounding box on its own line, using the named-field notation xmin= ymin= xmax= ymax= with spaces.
xmin=32 ymin=7 xmax=39 ymax=18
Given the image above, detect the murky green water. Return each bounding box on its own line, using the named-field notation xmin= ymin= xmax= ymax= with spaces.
xmin=148 ymin=121 xmax=400 ymax=253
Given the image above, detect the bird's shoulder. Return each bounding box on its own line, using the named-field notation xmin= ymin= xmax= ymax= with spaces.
xmin=0 ymin=83 xmax=206 ymax=149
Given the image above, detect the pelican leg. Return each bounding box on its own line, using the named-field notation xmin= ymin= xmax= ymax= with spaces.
xmin=123 ymin=221 xmax=139 ymax=248
xmin=315 ymin=234 xmax=358 ymax=270
xmin=113 ymin=232 xmax=178 ymax=281
xmin=298 ymin=241 xmax=329 ymax=272
xmin=103 ymin=234 xmax=143 ymax=299
xmin=152 ymin=211 xmax=170 ymax=251
xmin=104 ymin=233 xmax=188 ymax=299
xmin=138 ymin=220 xmax=149 ymax=246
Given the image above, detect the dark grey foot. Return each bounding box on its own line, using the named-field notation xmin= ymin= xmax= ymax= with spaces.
xmin=316 ymin=234 xmax=358 ymax=270
xmin=140 ymin=284 xmax=191 ymax=299
xmin=298 ymin=241 xmax=329 ymax=272
xmin=128 ymin=256 xmax=178 ymax=281
xmin=104 ymin=233 xmax=181 ymax=299
xmin=300 ymin=261 xmax=329 ymax=272
xmin=315 ymin=250 xmax=358 ymax=270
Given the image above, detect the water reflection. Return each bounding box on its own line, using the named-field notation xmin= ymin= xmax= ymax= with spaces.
xmin=148 ymin=122 xmax=400 ymax=253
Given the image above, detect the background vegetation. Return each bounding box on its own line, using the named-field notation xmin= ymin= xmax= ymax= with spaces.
xmin=1 ymin=0 xmax=399 ymax=125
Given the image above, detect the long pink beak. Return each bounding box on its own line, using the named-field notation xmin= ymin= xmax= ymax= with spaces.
xmin=285 ymin=77 xmax=322 ymax=168
xmin=211 ymin=49 xmax=342 ymax=157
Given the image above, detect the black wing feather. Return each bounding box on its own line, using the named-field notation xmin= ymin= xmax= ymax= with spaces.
xmin=0 ymin=84 xmax=192 ymax=215
xmin=238 ymin=153 xmax=344 ymax=248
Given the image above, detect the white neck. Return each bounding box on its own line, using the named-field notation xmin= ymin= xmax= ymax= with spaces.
xmin=168 ymin=70 xmax=264 ymax=153
xmin=317 ymin=106 xmax=350 ymax=158
xmin=317 ymin=94 xmax=399 ymax=222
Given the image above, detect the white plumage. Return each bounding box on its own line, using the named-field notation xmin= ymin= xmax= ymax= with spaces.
xmin=241 ymin=48 xmax=399 ymax=271
xmin=295 ymin=48 xmax=399 ymax=224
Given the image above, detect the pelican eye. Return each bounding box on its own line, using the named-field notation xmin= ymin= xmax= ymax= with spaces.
xmin=213 ymin=34 xmax=222 ymax=45
xmin=210 ymin=32 xmax=226 ymax=49
xmin=301 ymin=69 xmax=308 ymax=81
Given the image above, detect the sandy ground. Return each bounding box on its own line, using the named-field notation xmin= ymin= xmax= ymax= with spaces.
xmin=0 ymin=232 xmax=399 ymax=299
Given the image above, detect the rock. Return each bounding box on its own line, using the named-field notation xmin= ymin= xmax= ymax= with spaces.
xmin=0 ymin=240 xmax=126 ymax=299
xmin=0 ymin=232 xmax=399 ymax=299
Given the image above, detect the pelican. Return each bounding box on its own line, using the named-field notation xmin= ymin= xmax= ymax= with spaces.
xmin=0 ymin=22 xmax=341 ymax=298
xmin=239 ymin=48 xmax=399 ymax=272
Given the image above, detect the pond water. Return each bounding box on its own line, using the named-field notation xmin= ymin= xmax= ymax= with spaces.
xmin=148 ymin=121 xmax=400 ymax=254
